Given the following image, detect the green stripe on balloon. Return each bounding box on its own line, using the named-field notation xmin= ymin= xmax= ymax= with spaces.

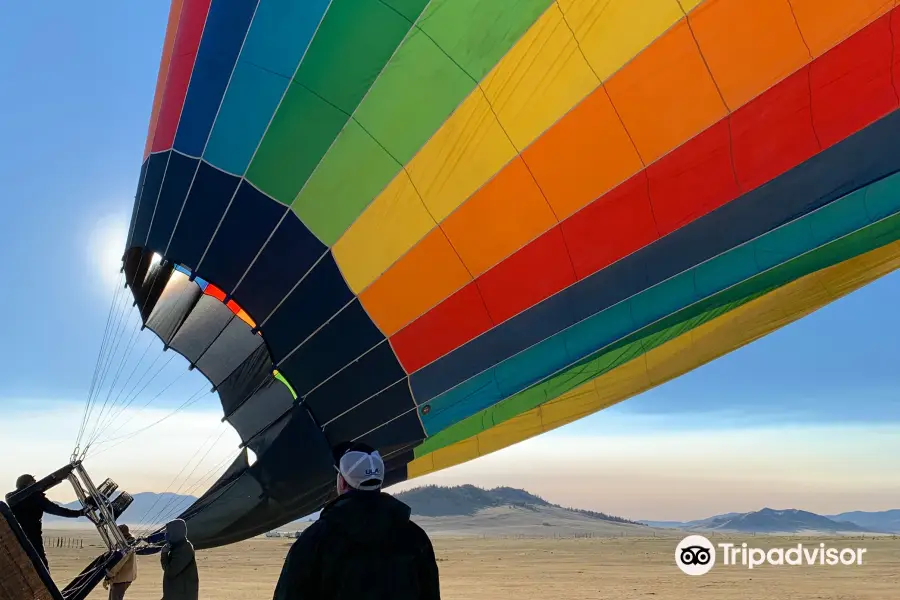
xmin=274 ymin=370 xmax=298 ymax=400
xmin=246 ymin=0 xmax=432 ymax=204
xmin=288 ymin=0 xmax=553 ymax=245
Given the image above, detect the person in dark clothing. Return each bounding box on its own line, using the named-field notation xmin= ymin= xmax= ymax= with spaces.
xmin=8 ymin=474 xmax=86 ymax=571
xmin=273 ymin=443 xmax=441 ymax=600
xmin=160 ymin=518 xmax=199 ymax=600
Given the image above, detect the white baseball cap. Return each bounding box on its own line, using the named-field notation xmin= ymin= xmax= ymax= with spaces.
xmin=338 ymin=448 xmax=385 ymax=491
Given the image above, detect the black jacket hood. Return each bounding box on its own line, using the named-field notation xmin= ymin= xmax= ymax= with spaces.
xmin=319 ymin=490 xmax=412 ymax=544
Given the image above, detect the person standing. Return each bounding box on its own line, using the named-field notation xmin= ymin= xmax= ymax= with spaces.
xmin=104 ymin=524 xmax=138 ymax=600
xmin=273 ymin=442 xmax=441 ymax=600
xmin=160 ymin=519 xmax=199 ymax=600
xmin=7 ymin=474 xmax=86 ymax=571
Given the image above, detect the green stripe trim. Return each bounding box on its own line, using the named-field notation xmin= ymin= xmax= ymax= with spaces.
xmin=274 ymin=370 xmax=298 ymax=400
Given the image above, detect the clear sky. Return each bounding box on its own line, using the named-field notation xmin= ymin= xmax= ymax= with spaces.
xmin=1 ymin=2 xmax=898 ymax=525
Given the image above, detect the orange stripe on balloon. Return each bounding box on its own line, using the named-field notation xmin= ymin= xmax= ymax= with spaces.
xmin=236 ymin=310 xmax=257 ymax=329
xmin=143 ymin=0 xmax=186 ymax=160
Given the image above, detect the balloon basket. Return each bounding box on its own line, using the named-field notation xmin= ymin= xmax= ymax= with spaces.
xmin=1 ymin=462 xmax=130 ymax=600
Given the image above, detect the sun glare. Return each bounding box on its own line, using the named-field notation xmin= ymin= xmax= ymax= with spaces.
xmin=89 ymin=215 xmax=128 ymax=290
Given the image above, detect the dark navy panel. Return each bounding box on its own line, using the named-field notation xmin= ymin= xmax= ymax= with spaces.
xmin=173 ymin=0 xmax=259 ymax=157
xmin=323 ymin=379 xmax=422 ymax=447
xmin=381 ymin=444 xmax=417 ymax=465
xmin=198 ymin=182 xmax=284 ymax=293
xmin=127 ymin=159 xmax=150 ymax=247
xmin=304 ymin=341 xmax=407 ymax=425
xmin=227 ymin=380 xmax=295 ymax=444
xmin=251 ymin=405 xmax=334 ymax=502
xmin=176 ymin=465 xmax=263 ymax=542
xmin=343 ymin=420 xmax=424 ymax=456
xmin=411 ymin=284 xmax=579 ymax=404
xmin=259 ymin=253 xmax=354 ymax=362
xmin=218 ymin=344 xmax=272 ymax=417
xmin=383 ymin=446 xmax=415 ymax=470
xmin=277 ymin=300 xmax=385 ymax=398
xmin=167 ymin=161 xmax=240 ymax=270
xmin=178 ymin=450 xmax=249 ymax=522
xmin=193 ymin=478 xmax=334 ymax=550
xmin=409 ymin=108 xmax=900 ymax=404
xmin=186 ymin=407 xmax=335 ymax=549
xmin=565 ymin=254 xmax=651 ymax=324
xmin=247 ymin=410 xmax=290 ymax=458
xmin=130 ymin=152 xmax=169 ymax=248
xmin=146 ymin=152 xmax=200 ymax=254
xmin=231 ymin=213 xmax=327 ymax=325
xmin=382 ymin=455 xmax=411 ymax=489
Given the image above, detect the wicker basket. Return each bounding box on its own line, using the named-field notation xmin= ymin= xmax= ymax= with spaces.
xmin=0 ymin=509 xmax=55 ymax=600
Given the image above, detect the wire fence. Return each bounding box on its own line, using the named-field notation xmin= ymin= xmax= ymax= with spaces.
xmin=42 ymin=537 xmax=84 ymax=550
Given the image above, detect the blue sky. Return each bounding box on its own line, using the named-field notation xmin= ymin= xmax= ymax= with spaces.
xmin=1 ymin=2 xmax=898 ymax=521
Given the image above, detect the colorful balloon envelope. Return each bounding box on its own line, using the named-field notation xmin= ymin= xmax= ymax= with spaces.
xmin=125 ymin=0 xmax=900 ymax=548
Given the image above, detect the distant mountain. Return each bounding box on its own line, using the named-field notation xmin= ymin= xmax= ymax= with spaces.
xmin=642 ymin=513 xmax=743 ymax=529
xmin=392 ymin=485 xmax=549 ymax=517
xmin=265 ymin=485 xmax=653 ymax=537
xmin=827 ymin=510 xmax=900 ymax=533
xmin=642 ymin=508 xmax=883 ymax=534
xmin=44 ymin=492 xmax=197 ymax=526
xmin=391 ymin=484 xmax=643 ymax=525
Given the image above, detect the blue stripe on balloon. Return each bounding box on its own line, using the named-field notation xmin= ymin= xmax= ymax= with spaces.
xmin=203 ymin=0 xmax=331 ymax=175
xmin=174 ymin=0 xmax=260 ymax=157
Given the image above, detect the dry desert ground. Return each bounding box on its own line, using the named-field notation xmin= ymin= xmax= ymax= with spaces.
xmin=42 ymin=527 xmax=900 ymax=600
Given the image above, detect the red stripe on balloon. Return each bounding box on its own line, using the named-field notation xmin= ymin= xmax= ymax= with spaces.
xmin=150 ymin=0 xmax=212 ymax=154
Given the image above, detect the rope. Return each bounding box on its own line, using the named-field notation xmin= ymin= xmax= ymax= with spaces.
xmin=134 ymin=426 xmax=232 ymax=534
xmin=74 ymin=272 xmax=127 ymax=457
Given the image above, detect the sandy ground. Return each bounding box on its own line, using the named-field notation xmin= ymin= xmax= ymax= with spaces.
xmin=40 ymin=528 xmax=900 ymax=600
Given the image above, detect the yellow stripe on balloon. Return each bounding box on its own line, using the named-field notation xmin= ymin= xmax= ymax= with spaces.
xmin=407 ymin=239 xmax=900 ymax=479
xmin=558 ymin=0 xmax=694 ymax=81
xmin=334 ymin=0 xmax=697 ymax=294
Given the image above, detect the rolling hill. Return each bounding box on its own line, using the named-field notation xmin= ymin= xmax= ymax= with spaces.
xmin=828 ymin=510 xmax=900 ymax=533
xmin=393 ymin=484 xmax=642 ymax=524
xmin=642 ymin=508 xmax=888 ymax=534
xmin=269 ymin=485 xmax=658 ymax=538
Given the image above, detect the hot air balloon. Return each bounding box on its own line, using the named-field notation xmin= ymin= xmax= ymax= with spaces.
xmin=111 ymin=0 xmax=900 ymax=549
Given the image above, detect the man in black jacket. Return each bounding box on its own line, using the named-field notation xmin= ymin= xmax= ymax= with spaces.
xmin=273 ymin=443 xmax=441 ymax=600
xmin=8 ymin=474 xmax=86 ymax=570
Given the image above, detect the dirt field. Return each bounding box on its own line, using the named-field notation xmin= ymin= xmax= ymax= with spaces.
xmin=43 ymin=529 xmax=900 ymax=600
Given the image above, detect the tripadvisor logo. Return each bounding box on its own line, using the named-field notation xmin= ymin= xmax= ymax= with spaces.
xmin=675 ymin=535 xmax=867 ymax=575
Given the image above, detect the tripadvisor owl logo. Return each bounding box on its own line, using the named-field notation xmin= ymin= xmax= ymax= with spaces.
xmin=676 ymin=535 xmax=716 ymax=575
xmin=675 ymin=535 xmax=868 ymax=574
